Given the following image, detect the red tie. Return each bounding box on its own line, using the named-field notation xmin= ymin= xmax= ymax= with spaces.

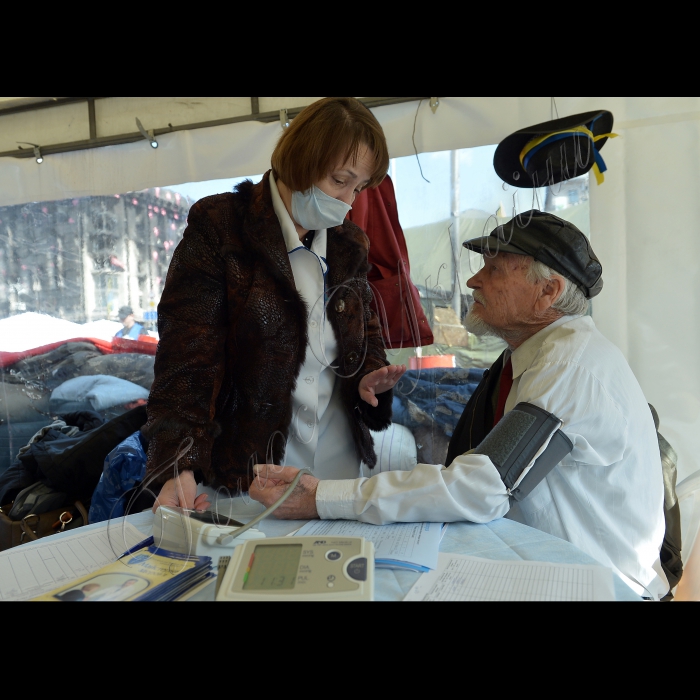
xmin=493 ymin=356 xmax=513 ymax=427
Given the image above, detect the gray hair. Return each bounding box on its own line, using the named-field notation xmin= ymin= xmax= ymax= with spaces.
xmin=526 ymin=259 xmax=589 ymax=316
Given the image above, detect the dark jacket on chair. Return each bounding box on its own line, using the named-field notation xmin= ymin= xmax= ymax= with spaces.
xmin=143 ymin=172 xmax=392 ymax=492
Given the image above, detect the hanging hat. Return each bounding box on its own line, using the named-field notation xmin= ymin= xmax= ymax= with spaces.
xmin=494 ymin=110 xmax=617 ymax=188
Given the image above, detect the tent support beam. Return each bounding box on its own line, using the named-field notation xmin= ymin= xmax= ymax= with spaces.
xmin=0 ymin=97 xmax=107 ymax=116
xmin=0 ymin=97 xmax=433 ymax=160
xmin=87 ymin=98 xmax=97 ymax=140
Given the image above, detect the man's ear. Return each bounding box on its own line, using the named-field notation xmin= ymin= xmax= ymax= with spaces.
xmin=535 ymin=275 xmax=565 ymax=312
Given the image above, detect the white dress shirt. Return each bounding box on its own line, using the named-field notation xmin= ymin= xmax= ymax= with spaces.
xmin=269 ymin=174 xmax=361 ymax=480
xmin=316 ymin=314 xmax=668 ymax=598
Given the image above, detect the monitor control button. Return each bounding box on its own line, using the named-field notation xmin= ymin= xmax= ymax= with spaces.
xmin=326 ymin=550 xmax=342 ymax=561
xmin=346 ymin=557 xmax=367 ymax=581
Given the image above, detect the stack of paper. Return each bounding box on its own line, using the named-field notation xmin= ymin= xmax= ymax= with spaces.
xmin=403 ymin=553 xmax=616 ymax=601
xmin=295 ymin=520 xmax=445 ymax=572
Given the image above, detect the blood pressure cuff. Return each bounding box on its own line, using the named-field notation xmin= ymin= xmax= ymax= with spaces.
xmin=473 ymin=403 xmax=573 ymax=506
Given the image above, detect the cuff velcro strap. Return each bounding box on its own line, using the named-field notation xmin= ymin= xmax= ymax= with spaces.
xmin=473 ymin=402 xmax=573 ymax=505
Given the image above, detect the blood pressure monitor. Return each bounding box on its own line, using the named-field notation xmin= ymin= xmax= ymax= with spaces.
xmin=216 ymin=536 xmax=375 ymax=601
xmin=153 ymin=506 xmax=266 ymax=558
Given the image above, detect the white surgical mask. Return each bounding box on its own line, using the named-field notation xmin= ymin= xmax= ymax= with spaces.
xmin=291 ymin=185 xmax=351 ymax=231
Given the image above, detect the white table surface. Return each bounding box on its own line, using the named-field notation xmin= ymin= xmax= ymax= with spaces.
xmin=109 ymin=497 xmax=640 ymax=602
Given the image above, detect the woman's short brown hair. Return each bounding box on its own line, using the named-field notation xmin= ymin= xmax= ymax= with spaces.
xmin=271 ymin=97 xmax=389 ymax=192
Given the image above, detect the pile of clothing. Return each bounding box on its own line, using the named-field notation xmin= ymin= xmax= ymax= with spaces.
xmin=0 ymin=341 xmax=157 ymax=537
xmin=0 ymin=342 xmax=154 ymax=474
xmin=390 ymin=367 xmax=486 ymax=465
xmin=0 ymin=405 xmax=149 ymax=516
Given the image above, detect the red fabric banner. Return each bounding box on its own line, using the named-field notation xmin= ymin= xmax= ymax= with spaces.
xmin=349 ymin=175 xmax=434 ymax=349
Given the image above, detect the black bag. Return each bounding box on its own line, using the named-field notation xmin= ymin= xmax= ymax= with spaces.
xmin=0 ymin=481 xmax=89 ymax=550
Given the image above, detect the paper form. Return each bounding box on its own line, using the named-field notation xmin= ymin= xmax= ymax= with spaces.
xmin=403 ymin=552 xmax=616 ymax=601
xmin=0 ymin=522 xmax=146 ymax=601
xmin=295 ymin=520 xmax=444 ymax=571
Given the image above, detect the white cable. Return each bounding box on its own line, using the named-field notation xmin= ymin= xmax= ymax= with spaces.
xmin=215 ymin=468 xmax=313 ymax=545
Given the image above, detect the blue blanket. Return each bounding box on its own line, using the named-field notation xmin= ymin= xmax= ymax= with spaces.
xmin=390 ymin=367 xmax=486 ymax=465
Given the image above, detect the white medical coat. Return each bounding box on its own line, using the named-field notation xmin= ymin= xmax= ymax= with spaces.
xmin=269 ymin=174 xmax=361 ymax=480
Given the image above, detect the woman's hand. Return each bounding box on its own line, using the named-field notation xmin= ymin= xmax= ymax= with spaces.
xmin=151 ymin=470 xmax=211 ymax=513
xmin=358 ymin=364 xmax=407 ymax=407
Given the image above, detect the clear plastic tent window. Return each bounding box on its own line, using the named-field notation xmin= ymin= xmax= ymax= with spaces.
xmin=0 ymin=147 xmax=589 ymax=504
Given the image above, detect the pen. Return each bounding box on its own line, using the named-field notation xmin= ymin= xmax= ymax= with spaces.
xmin=118 ymin=536 xmax=154 ymax=559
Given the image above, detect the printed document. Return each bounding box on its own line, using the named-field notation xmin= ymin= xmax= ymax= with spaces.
xmin=295 ymin=520 xmax=444 ymax=571
xmin=403 ymin=552 xmax=616 ymax=601
xmin=32 ymin=544 xmax=213 ymax=602
xmin=0 ymin=522 xmax=146 ymax=601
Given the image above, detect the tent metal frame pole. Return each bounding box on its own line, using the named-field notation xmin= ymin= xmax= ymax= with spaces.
xmin=87 ymin=98 xmax=97 ymax=140
xmin=0 ymin=97 xmax=435 ymax=160
xmin=0 ymin=97 xmax=107 ymax=116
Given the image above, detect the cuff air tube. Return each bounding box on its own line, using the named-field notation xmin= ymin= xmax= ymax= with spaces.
xmin=473 ymin=403 xmax=573 ymax=506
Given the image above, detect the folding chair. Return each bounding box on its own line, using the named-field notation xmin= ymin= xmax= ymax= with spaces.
xmin=673 ymin=470 xmax=700 ymax=601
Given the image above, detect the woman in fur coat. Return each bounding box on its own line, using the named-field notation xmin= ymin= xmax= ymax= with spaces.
xmin=143 ymin=97 xmax=407 ymax=512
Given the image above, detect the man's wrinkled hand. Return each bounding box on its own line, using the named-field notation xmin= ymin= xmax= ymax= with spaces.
xmin=249 ymin=465 xmax=320 ymax=520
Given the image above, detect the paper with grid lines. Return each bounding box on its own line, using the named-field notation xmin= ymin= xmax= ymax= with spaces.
xmin=0 ymin=521 xmax=145 ymax=601
xmin=403 ymin=552 xmax=615 ymax=601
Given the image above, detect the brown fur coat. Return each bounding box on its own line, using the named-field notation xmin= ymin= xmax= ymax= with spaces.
xmin=143 ymin=171 xmax=392 ymax=492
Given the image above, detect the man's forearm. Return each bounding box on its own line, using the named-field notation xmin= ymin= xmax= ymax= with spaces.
xmin=316 ymin=455 xmax=511 ymax=525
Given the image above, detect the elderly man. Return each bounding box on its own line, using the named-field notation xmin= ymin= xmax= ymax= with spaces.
xmin=250 ymin=210 xmax=668 ymax=599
